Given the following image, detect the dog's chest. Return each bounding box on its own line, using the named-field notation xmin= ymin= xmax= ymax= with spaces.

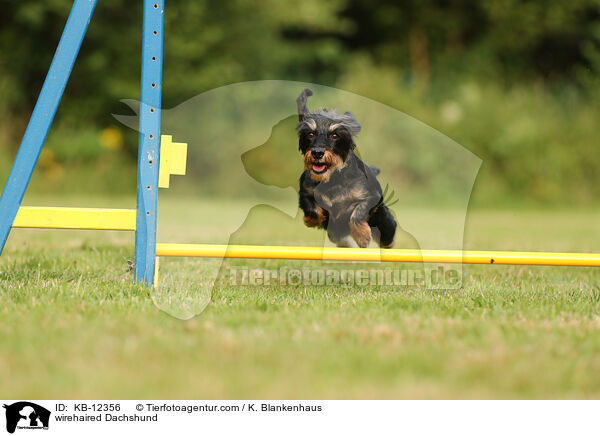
xmin=314 ymin=181 xmax=368 ymax=211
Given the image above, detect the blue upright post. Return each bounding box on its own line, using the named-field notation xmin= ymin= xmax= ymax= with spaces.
xmin=134 ymin=0 xmax=164 ymax=286
xmin=0 ymin=0 xmax=98 ymax=255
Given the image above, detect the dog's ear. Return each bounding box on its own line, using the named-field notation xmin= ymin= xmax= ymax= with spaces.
xmin=297 ymin=88 xmax=313 ymax=121
xmin=340 ymin=111 xmax=361 ymax=136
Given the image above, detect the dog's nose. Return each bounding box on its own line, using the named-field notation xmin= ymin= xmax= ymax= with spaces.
xmin=311 ymin=148 xmax=325 ymax=160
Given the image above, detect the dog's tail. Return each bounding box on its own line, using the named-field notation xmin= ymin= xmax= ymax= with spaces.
xmin=382 ymin=183 xmax=399 ymax=208
xmin=297 ymin=88 xmax=313 ymax=121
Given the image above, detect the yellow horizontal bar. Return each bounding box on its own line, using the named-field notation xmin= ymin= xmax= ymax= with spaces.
xmin=13 ymin=206 xmax=136 ymax=231
xmin=155 ymin=243 xmax=600 ymax=267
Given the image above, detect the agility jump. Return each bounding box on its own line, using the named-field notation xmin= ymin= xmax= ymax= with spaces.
xmin=1 ymin=0 xmax=599 ymax=290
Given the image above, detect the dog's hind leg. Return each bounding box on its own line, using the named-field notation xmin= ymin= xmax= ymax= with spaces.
xmin=326 ymin=217 xmax=352 ymax=247
xmin=349 ymin=204 xmax=372 ymax=248
xmin=368 ymin=204 xmax=397 ymax=248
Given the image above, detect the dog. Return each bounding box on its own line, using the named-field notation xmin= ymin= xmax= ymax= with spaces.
xmin=296 ymin=88 xmax=397 ymax=248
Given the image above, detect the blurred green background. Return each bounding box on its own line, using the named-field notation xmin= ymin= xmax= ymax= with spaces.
xmin=1 ymin=0 xmax=599 ymax=207
xmin=2 ymin=1 xmax=600 ymax=400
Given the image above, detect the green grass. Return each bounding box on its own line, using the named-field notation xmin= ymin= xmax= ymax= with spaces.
xmin=1 ymin=196 xmax=600 ymax=398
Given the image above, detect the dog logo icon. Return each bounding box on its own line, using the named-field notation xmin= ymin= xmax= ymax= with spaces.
xmin=3 ymin=402 xmax=50 ymax=434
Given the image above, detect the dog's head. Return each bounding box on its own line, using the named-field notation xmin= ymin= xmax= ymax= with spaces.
xmin=296 ymin=88 xmax=361 ymax=182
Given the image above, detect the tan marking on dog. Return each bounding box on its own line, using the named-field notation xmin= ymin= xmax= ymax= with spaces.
xmin=317 ymin=189 xmax=367 ymax=212
xmin=318 ymin=188 xmax=368 ymax=212
xmin=350 ymin=220 xmax=372 ymax=248
xmin=303 ymin=150 xmax=316 ymax=176
xmin=304 ymin=118 xmax=317 ymax=131
xmin=304 ymin=149 xmax=343 ymax=183
xmin=303 ymin=207 xmax=327 ymax=228
xmin=340 ymin=187 xmax=369 ymax=203
xmin=328 ymin=123 xmax=343 ymax=132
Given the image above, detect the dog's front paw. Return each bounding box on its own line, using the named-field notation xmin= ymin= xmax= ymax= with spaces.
xmin=303 ymin=207 xmax=327 ymax=228
xmin=350 ymin=220 xmax=371 ymax=248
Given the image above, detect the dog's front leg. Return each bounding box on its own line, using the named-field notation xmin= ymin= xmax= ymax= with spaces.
xmin=303 ymin=203 xmax=328 ymax=228
xmin=349 ymin=203 xmax=372 ymax=248
xmin=299 ymin=188 xmax=328 ymax=229
xmin=299 ymin=171 xmax=328 ymax=228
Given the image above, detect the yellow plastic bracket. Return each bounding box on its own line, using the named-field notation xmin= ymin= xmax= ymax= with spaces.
xmin=159 ymin=135 xmax=188 ymax=188
xmin=13 ymin=206 xmax=136 ymax=231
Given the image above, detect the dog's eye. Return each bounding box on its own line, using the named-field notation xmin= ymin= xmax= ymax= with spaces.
xmin=307 ymin=132 xmax=315 ymax=139
xmin=331 ymin=133 xmax=339 ymax=140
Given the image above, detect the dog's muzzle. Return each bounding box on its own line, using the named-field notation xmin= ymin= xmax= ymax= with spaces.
xmin=310 ymin=148 xmax=327 ymax=173
xmin=304 ymin=149 xmax=343 ymax=181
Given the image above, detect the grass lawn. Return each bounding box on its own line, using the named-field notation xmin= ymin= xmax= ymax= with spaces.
xmin=1 ymin=196 xmax=600 ymax=398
